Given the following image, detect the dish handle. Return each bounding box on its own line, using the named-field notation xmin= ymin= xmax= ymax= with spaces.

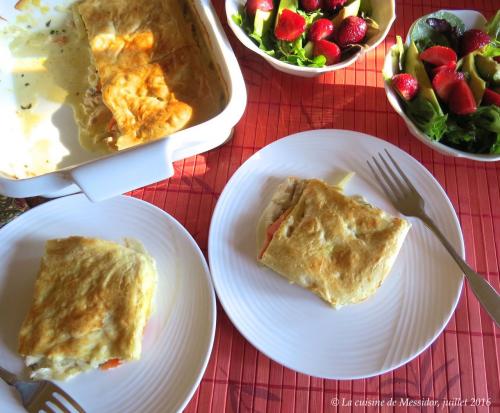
xmin=70 ymin=138 xmax=175 ymax=202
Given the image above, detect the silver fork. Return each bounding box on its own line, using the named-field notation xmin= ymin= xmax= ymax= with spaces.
xmin=0 ymin=366 xmax=86 ymax=413
xmin=368 ymin=150 xmax=500 ymax=326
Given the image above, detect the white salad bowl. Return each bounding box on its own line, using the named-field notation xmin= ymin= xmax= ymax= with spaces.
xmin=383 ymin=9 xmax=500 ymax=162
xmin=226 ymin=0 xmax=395 ymax=77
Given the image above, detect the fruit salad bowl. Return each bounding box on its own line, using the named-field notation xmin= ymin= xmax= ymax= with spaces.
xmin=226 ymin=0 xmax=396 ymax=77
xmin=383 ymin=10 xmax=500 ymax=162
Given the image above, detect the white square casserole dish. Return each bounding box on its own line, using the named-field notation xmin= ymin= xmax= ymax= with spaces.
xmin=0 ymin=0 xmax=247 ymax=201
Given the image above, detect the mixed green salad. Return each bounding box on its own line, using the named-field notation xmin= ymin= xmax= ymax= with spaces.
xmin=233 ymin=0 xmax=378 ymax=68
xmin=386 ymin=11 xmax=500 ymax=155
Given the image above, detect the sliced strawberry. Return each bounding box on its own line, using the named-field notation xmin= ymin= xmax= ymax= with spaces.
xmin=391 ymin=73 xmax=419 ymax=101
xmin=336 ymin=16 xmax=367 ymax=47
xmin=300 ymin=0 xmax=321 ymax=12
xmin=482 ymin=88 xmax=500 ymax=106
xmin=419 ymin=46 xmax=457 ymax=67
xmin=245 ymin=0 xmax=274 ymax=17
xmin=313 ymin=39 xmax=341 ymax=65
xmin=308 ymin=18 xmax=334 ymax=42
xmin=431 ymin=61 xmax=457 ymax=78
xmin=448 ymin=80 xmax=477 ymax=115
xmin=431 ymin=69 xmax=465 ymax=102
xmin=460 ymin=29 xmax=491 ymax=56
xmin=323 ymin=0 xmax=347 ymax=11
xmin=274 ymin=9 xmax=306 ymax=42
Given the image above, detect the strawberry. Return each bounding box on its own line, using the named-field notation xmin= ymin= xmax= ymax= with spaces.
xmin=494 ymin=56 xmax=500 ymax=64
xmin=300 ymin=0 xmax=321 ymax=12
xmin=431 ymin=61 xmax=457 ymax=78
xmin=336 ymin=16 xmax=367 ymax=47
xmin=419 ymin=46 xmax=457 ymax=66
xmin=323 ymin=0 xmax=348 ymax=11
xmin=308 ymin=18 xmax=334 ymax=42
xmin=460 ymin=29 xmax=491 ymax=56
xmin=391 ymin=73 xmax=419 ymax=101
xmin=448 ymin=80 xmax=477 ymax=115
xmin=274 ymin=9 xmax=306 ymax=42
xmin=245 ymin=0 xmax=273 ymax=17
xmin=431 ymin=69 xmax=465 ymax=102
xmin=313 ymin=39 xmax=341 ymax=65
xmin=482 ymin=88 xmax=500 ymax=106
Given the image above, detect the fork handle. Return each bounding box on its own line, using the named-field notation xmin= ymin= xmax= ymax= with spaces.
xmin=421 ymin=214 xmax=500 ymax=326
xmin=0 ymin=366 xmax=18 ymax=385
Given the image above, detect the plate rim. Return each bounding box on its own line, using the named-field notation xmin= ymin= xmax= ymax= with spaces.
xmin=0 ymin=193 xmax=217 ymax=412
xmin=208 ymin=128 xmax=464 ymax=380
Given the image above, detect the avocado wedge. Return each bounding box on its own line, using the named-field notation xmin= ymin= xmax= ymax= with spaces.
xmin=461 ymin=53 xmax=486 ymax=105
xmin=253 ymin=9 xmax=274 ymax=38
xmin=404 ymin=41 xmax=443 ymax=114
xmin=475 ymin=54 xmax=500 ymax=86
xmin=332 ymin=0 xmax=360 ymax=28
xmin=275 ymin=0 xmax=298 ymax=28
xmin=304 ymin=41 xmax=314 ymax=59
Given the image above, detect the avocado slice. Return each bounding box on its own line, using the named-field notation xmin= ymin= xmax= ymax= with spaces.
xmin=304 ymin=41 xmax=314 ymax=59
xmin=275 ymin=0 xmax=298 ymax=28
xmin=253 ymin=9 xmax=274 ymax=38
xmin=332 ymin=0 xmax=361 ymax=28
xmin=475 ymin=54 xmax=500 ymax=86
xmin=404 ymin=41 xmax=443 ymax=114
xmin=461 ymin=53 xmax=486 ymax=105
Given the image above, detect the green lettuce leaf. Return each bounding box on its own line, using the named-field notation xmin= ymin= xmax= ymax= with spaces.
xmin=482 ymin=41 xmax=500 ymax=58
xmin=410 ymin=11 xmax=465 ymax=52
xmin=443 ymin=106 xmax=500 ymax=154
xmin=486 ymin=10 xmax=500 ymax=40
xmin=404 ymin=96 xmax=448 ymax=141
xmin=297 ymin=9 xmax=323 ymax=26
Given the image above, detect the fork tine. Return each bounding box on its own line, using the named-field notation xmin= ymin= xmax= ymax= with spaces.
xmin=367 ymin=160 xmax=396 ymax=202
xmin=53 ymin=390 xmax=85 ymax=413
xmin=48 ymin=394 xmax=71 ymax=413
xmin=42 ymin=403 xmax=57 ymax=413
xmin=371 ymin=156 xmax=402 ymax=200
xmin=384 ymin=149 xmax=419 ymax=194
xmin=378 ymin=153 xmax=407 ymax=195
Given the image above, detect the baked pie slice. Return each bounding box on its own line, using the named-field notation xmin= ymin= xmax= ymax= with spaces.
xmin=257 ymin=177 xmax=411 ymax=308
xmin=18 ymin=236 xmax=157 ymax=380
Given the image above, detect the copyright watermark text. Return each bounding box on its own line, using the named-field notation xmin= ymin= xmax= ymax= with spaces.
xmin=329 ymin=397 xmax=492 ymax=408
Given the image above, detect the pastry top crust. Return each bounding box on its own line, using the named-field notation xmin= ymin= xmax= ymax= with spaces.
xmin=258 ymin=178 xmax=410 ymax=308
xmin=18 ymin=236 xmax=157 ymax=378
xmin=77 ymin=0 xmax=222 ymax=149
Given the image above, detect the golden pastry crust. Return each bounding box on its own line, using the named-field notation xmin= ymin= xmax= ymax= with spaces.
xmin=18 ymin=236 xmax=157 ymax=380
xmin=258 ymin=178 xmax=410 ymax=308
xmin=77 ymin=0 xmax=194 ymax=150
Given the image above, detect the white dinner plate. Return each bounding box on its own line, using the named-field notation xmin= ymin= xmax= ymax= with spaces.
xmin=209 ymin=129 xmax=464 ymax=379
xmin=0 ymin=194 xmax=216 ymax=413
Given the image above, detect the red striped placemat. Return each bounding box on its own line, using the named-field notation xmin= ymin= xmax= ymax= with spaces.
xmin=3 ymin=0 xmax=496 ymax=411
xmin=131 ymin=0 xmax=499 ymax=411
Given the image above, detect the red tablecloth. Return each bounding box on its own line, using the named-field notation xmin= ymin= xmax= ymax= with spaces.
xmin=130 ymin=1 xmax=499 ymax=411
